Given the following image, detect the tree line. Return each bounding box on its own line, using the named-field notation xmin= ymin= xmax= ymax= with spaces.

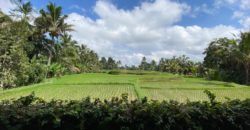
xmin=136 ymin=56 xmax=205 ymax=77
xmin=135 ymin=32 xmax=250 ymax=85
xmin=0 ymin=0 xmax=121 ymax=89
xmin=136 ymin=31 xmax=250 ymax=86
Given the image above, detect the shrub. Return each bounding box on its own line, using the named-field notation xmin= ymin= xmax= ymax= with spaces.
xmin=108 ymin=70 xmax=121 ymax=75
xmin=0 ymin=91 xmax=250 ymax=130
xmin=108 ymin=70 xmax=159 ymax=75
xmin=48 ymin=63 xmax=66 ymax=78
xmin=28 ymin=61 xmax=46 ymax=84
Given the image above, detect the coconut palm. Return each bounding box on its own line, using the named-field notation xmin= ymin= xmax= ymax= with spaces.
xmin=11 ymin=0 xmax=32 ymax=21
xmin=57 ymin=33 xmax=79 ymax=66
xmin=34 ymin=3 xmax=73 ymax=67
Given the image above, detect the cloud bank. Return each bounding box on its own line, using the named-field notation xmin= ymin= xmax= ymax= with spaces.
xmin=66 ymin=0 xmax=239 ymax=65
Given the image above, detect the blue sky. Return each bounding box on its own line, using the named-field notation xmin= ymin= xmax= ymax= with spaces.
xmin=30 ymin=0 xmax=241 ymax=28
xmin=26 ymin=0 xmax=241 ymax=27
xmin=1 ymin=0 xmax=249 ymax=65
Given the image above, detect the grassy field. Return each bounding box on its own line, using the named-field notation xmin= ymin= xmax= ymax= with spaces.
xmin=0 ymin=72 xmax=250 ymax=102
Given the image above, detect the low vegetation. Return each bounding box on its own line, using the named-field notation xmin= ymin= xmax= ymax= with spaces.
xmin=0 ymin=92 xmax=249 ymax=130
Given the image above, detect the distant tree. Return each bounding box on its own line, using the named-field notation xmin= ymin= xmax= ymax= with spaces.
xmin=117 ymin=60 xmax=122 ymax=69
xmin=107 ymin=57 xmax=117 ymax=70
xmin=100 ymin=57 xmax=107 ymax=69
xmin=77 ymin=45 xmax=100 ymax=72
xmin=155 ymin=55 xmax=199 ymax=75
xmin=158 ymin=58 xmax=165 ymax=71
xmin=149 ymin=60 xmax=157 ymax=71
xmin=139 ymin=57 xmax=148 ymax=70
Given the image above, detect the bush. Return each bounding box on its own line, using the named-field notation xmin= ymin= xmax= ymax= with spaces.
xmin=206 ymin=69 xmax=223 ymax=81
xmin=0 ymin=91 xmax=249 ymax=130
xmin=48 ymin=63 xmax=66 ymax=78
xmin=108 ymin=70 xmax=160 ymax=75
xmin=108 ymin=70 xmax=121 ymax=75
xmin=28 ymin=61 xmax=46 ymax=84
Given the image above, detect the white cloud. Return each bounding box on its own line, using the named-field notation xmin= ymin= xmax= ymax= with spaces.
xmin=232 ymin=11 xmax=245 ymax=19
xmin=66 ymin=0 xmax=239 ymax=65
xmin=214 ymin=0 xmax=250 ymax=10
xmin=69 ymin=5 xmax=86 ymax=13
xmin=216 ymin=0 xmax=250 ymax=29
xmin=193 ymin=4 xmax=216 ymax=16
xmin=0 ymin=0 xmax=16 ymax=14
xmin=239 ymin=17 xmax=250 ymax=28
xmin=0 ymin=0 xmax=38 ymax=23
xmin=239 ymin=0 xmax=250 ymax=10
xmin=214 ymin=0 xmax=237 ymax=8
xmin=93 ymin=0 xmax=190 ymax=28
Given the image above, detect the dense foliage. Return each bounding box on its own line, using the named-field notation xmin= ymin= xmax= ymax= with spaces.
xmin=137 ymin=56 xmax=205 ymax=77
xmin=0 ymin=1 xmax=100 ymax=88
xmin=0 ymin=92 xmax=249 ymax=130
xmin=203 ymin=33 xmax=250 ymax=85
xmin=100 ymin=57 xmax=121 ymax=70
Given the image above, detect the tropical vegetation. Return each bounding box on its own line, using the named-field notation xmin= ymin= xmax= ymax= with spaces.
xmin=0 ymin=0 xmax=101 ymax=89
xmin=204 ymin=33 xmax=250 ymax=85
xmin=0 ymin=92 xmax=249 ymax=130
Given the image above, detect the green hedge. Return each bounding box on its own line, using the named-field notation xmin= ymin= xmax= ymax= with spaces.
xmin=0 ymin=91 xmax=250 ymax=130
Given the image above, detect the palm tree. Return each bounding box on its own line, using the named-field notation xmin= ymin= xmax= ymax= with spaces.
xmin=34 ymin=3 xmax=73 ymax=67
xmin=58 ymin=33 xmax=79 ymax=65
xmin=11 ymin=0 xmax=32 ymax=21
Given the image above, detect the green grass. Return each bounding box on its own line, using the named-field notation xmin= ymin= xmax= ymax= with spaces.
xmin=0 ymin=72 xmax=250 ymax=102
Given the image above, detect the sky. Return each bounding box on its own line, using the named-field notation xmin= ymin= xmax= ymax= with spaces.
xmin=1 ymin=0 xmax=250 ymax=65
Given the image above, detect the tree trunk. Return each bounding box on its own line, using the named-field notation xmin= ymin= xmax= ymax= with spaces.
xmin=45 ymin=36 xmax=55 ymax=78
xmin=244 ymin=63 xmax=249 ymax=85
xmin=246 ymin=68 xmax=249 ymax=85
xmin=45 ymin=50 xmax=53 ymax=79
xmin=47 ymin=52 xmax=52 ymax=66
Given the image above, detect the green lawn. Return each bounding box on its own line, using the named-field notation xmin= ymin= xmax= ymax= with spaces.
xmin=0 ymin=73 xmax=250 ymax=102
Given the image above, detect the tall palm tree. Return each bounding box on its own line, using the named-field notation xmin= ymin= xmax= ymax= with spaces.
xmin=34 ymin=3 xmax=73 ymax=67
xmin=11 ymin=0 xmax=32 ymax=21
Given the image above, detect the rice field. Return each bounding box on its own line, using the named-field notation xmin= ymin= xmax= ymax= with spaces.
xmin=0 ymin=72 xmax=250 ymax=102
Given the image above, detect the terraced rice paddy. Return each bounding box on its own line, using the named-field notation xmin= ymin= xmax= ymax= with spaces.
xmin=0 ymin=72 xmax=250 ymax=102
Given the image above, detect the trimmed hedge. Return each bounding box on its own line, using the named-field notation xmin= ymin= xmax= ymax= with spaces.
xmin=0 ymin=91 xmax=250 ymax=130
